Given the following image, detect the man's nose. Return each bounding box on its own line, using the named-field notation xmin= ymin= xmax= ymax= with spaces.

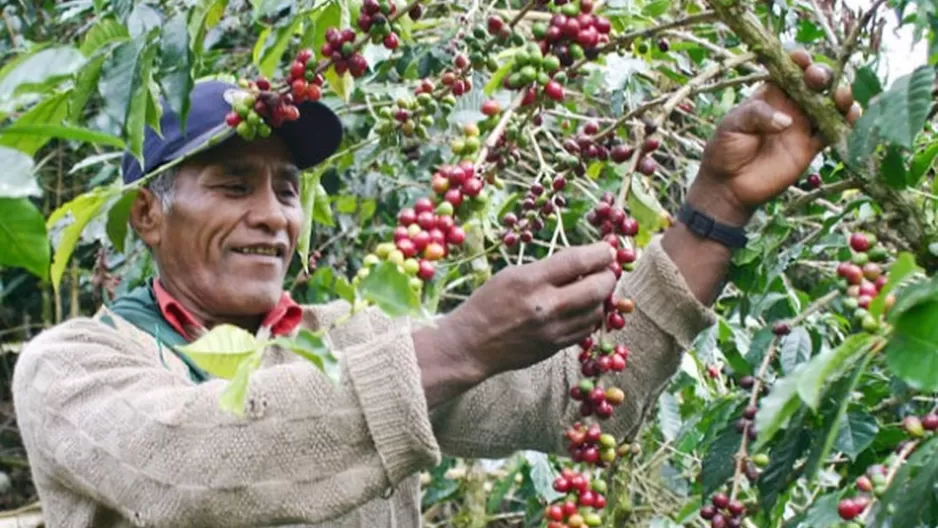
xmin=245 ymin=180 xmax=288 ymax=233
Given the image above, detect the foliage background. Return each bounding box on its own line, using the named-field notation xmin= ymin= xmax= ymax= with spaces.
xmin=2 ymin=0 xmax=938 ymax=526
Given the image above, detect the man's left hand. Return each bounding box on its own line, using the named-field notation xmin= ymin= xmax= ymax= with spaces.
xmin=688 ymin=48 xmax=862 ymax=226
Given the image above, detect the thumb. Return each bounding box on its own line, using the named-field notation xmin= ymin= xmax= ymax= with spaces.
xmin=726 ymin=99 xmax=793 ymax=136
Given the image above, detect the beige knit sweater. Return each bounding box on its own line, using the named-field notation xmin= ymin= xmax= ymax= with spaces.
xmin=12 ymin=239 xmax=714 ymax=527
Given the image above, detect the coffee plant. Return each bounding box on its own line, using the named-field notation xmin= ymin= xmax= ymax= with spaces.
xmin=2 ymin=0 xmax=938 ymax=526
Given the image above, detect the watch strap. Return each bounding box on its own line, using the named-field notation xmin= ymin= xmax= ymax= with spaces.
xmin=676 ymin=202 xmax=748 ymax=249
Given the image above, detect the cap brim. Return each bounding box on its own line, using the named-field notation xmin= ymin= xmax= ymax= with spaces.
xmin=276 ymin=100 xmax=344 ymax=170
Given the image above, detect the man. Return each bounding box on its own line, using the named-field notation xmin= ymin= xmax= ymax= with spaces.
xmin=13 ymin=48 xmax=859 ymax=527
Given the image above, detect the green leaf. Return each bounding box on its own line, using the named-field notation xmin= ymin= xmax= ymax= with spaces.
xmin=98 ymin=34 xmax=152 ymax=139
xmin=869 ymin=252 xmax=919 ymax=318
xmin=886 ymin=298 xmax=938 ymax=391
xmin=745 ymin=327 xmax=775 ymax=368
xmin=80 ymin=18 xmax=130 ymax=56
xmin=312 ymin=182 xmax=335 ymax=227
xmin=643 ymin=0 xmax=670 ymax=17
xmin=47 ymin=187 xmax=116 ymax=293
xmin=189 ymin=0 xmax=230 ymax=55
xmin=70 ymin=55 xmax=106 ymax=122
xmin=257 ymin=18 xmax=304 ymax=79
xmin=834 ymin=410 xmax=879 ymax=459
xmin=913 ymin=142 xmax=938 ymax=187
xmin=0 ymin=47 xmax=87 ymax=104
xmin=758 ymin=409 xmax=810 ymax=514
xmin=359 ymin=261 xmax=421 ymax=317
xmin=177 ymin=324 xmax=261 ymax=379
xmin=804 ymin=355 xmax=873 ymax=480
xmin=752 ymin=371 xmax=802 ymax=452
xmin=0 ymin=124 xmax=125 ymax=149
xmin=0 ymin=146 xmax=38 ymax=198
xmin=525 ymin=451 xmax=564 ymax=503
xmin=796 ymin=333 xmax=874 ymax=410
xmin=877 ymin=65 xmax=936 ymax=149
xmin=0 ymin=198 xmax=50 ymax=280
xmin=278 ymin=329 xmax=340 ymax=384
xmin=801 ymin=493 xmax=844 ymax=527
xmin=159 ymin=13 xmax=193 ymax=128
xmin=125 ymin=45 xmax=159 ymax=162
xmin=69 ymin=151 xmax=124 ymax=174
xmin=657 ymin=391 xmax=682 ymax=442
xmin=880 ymin=144 xmax=910 ymax=189
xmin=846 ymin=103 xmax=881 ymax=166
xmin=701 ymin=421 xmax=742 ymax=498
xmin=298 ymin=168 xmax=324 ymax=271
xmin=779 ymin=327 xmax=812 ymax=374
xmin=106 ymin=190 xmax=138 ymax=253
xmin=219 ymin=349 xmax=264 ymax=416
xmin=0 ymin=92 xmax=70 ymax=156
xmin=626 ymin=174 xmax=664 ymax=248
xmin=852 ymin=65 xmax=883 ymax=108
xmin=484 ymin=59 xmax=514 ymax=95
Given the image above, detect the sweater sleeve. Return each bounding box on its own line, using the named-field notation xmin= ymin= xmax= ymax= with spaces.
xmin=11 ymin=303 xmax=440 ymax=527
xmin=429 ymin=237 xmax=717 ymax=458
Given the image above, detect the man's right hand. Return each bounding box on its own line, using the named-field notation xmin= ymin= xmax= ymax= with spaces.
xmin=413 ymin=242 xmax=617 ymax=406
xmin=445 ymin=243 xmax=617 ymax=374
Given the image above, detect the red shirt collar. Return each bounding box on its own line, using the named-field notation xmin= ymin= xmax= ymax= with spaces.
xmin=152 ymin=279 xmax=303 ymax=342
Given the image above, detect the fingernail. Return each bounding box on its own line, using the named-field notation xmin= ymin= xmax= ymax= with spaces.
xmin=772 ymin=112 xmax=793 ymax=129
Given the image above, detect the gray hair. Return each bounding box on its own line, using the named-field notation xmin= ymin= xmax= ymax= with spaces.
xmin=147 ymin=168 xmax=177 ymax=212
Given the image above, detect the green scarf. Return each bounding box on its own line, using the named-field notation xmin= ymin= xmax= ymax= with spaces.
xmin=102 ymin=282 xmax=211 ymax=384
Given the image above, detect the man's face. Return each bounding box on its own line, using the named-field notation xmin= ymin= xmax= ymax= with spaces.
xmin=138 ymin=136 xmax=303 ymax=321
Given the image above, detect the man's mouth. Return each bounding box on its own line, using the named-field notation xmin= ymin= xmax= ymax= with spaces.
xmin=233 ymin=245 xmax=285 ymax=258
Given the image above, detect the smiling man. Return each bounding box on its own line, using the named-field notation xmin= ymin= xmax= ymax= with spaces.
xmin=13 ymin=49 xmax=859 ymax=528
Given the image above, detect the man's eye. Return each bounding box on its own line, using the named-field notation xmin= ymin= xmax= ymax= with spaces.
xmin=223 ymin=184 xmax=249 ymax=193
xmin=278 ymin=186 xmax=298 ymax=198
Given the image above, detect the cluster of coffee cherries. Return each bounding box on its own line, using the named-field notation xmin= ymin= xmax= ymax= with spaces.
xmin=321 ymin=27 xmax=369 ymax=78
xmin=570 ymin=339 xmax=629 ymax=413
xmin=545 ymin=468 xmax=610 ymax=528
xmin=355 ymin=0 xmax=415 ymax=50
xmin=835 ymin=232 xmax=894 ymax=332
xmin=375 ymin=95 xmax=439 ymax=140
xmin=699 ymin=492 xmax=747 ymax=528
xmin=450 ymin=122 xmax=483 ymax=157
xmin=586 ymin=192 xmax=641 ymax=242
xmin=440 ymin=55 xmax=476 ymax=96
xmin=500 ymin=42 xmax=566 ymax=102
xmin=498 ymin=174 xmax=567 ymax=246
xmin=361 ymin=196 xmax=469 ymax=288
xmin=428 ymin=162 xmax=486 ymax=213
xmin=531 ymin=0 xmax=612 ymax=65
xmin=225 ymin=49 xmax=325 ymax=139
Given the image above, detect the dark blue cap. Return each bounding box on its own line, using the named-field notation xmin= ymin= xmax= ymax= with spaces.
xmin=121 ymin=80 xmax=344 ymax=184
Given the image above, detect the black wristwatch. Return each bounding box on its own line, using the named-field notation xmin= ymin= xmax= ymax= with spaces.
xmin=676 ymin=202 xmax=748 ymax=249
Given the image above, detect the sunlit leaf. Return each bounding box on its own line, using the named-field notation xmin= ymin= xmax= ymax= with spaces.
xmin=359 ymin=261 xmax=421 ymax=317
xmin=47 ymin=187 xmax=117 ymax=292
xmin=0 ymin=92 xmax=70 ymax=156
xmin=0 ymin=47 xmax=87 ymax=105
xmin=219 ymin=349 xmax=264 ymax=416
xmin=177 ymin=324 xmax=261 ymax=380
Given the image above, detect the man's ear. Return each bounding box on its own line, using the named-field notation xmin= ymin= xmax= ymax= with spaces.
xmin=129 ymin=189 xmax=164 ymax=248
